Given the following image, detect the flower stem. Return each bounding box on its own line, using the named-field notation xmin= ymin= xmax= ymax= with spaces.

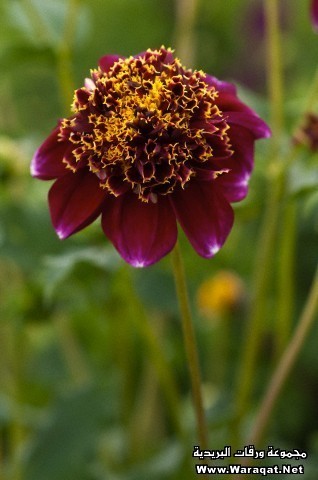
xmin=56 ymin=0 xmax=80 ymax=113
xmin=234 ymin=0 xmax=285 ymax=423
xmin=265 ymin=0 xmax=284 ymax=145
xmin=20 ymin=0 xmax=50 ymax=45
xmin=171 ymin=242 xmax=208 ymax=448
xmin=174 ymin=0 xmax=199 ymax=67
xmin=275 ymin=200 xmax=296 ymax=357
xmin=122 ymin=267 xmax=184 ymax=440
xmin=248 ymin=265 xmax=318 ymax=445
xmin=54 ymin=311 xmax=91 ymax=385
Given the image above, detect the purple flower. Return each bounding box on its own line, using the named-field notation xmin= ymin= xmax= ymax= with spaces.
xmin=31 ymin=47 xmax=270 ymax=267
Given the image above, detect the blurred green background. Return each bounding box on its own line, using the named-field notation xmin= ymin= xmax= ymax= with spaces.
xmin=1 ymin=0 xmax=318 ymax=478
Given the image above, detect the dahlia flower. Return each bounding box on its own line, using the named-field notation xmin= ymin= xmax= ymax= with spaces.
xmin=312 ymin=0 xmax=318 ymax=31
xmin=31 ymin=47 xmax=270 ymax=267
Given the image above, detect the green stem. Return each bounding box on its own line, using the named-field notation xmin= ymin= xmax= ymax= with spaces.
xmin=20 ymin=0 xmax=50 ymax=45
xmin=174 ymin=0 xmax=199 ymax=66
xmin=275 ymin=200 xmax=296 ymax=357
xmin=56 ymin=0 xmax=80 ymax=113
xmin=171 ymin=242 xmax=208 ymax=448
xmin=248 ymin=265 xmax=318 ymax=446
xmin=131 ymin=310 xmax=184 ymax=440
xmin=265 ymin=0 xmax=284 ymax=144
xmin=124 ymin=268 xmax=184 ymax=440
xmin=302 ymin=65 xmax=318 ymax=114
xmin=234 ymin=0 xmax=285 ymax=424
xmin=234 ymin=167 xmax=285 ymax=418
xmin=54 ymin=312 xmax=91 ymax=385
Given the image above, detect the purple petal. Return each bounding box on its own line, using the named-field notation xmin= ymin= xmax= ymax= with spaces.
xmin=101 ymin=193 xmax=177 ymax=267
xmin=31 ymin=125 xmax=69 ymax=180
xmin=216 ymin=125 xmax=255 ymax=202
xmin=226 ymin=111 xmax=271 ymax=140
xmin=205 ymin=74 xmax=237 ymax=94
xmin=216 ymin=92 xmax=271 ymax=139
xmin=99 ymin=55 xmax=124 ymax=72
xmin=49 ymin=170 xmax=106 ymax=239
xmin=171 ymin=181 xmax=234 ymax=258
xmin=312 ymin=0 xmax=318 ymax=31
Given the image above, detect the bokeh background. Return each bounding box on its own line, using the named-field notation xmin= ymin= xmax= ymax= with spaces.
xmin=1 ymin=0 xmax=318 ymax=478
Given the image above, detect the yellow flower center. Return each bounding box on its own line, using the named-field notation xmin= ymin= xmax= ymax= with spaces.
xmin=59 ymin=48 xmax=232 ymax=202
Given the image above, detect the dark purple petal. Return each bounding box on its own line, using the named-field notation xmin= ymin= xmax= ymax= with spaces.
xmin=31 ymin=125 xmax=69 ymax=180
xmin=49 ymin=170 xmax=106 ymax=239
xmin=99 ymin=55 xmax=124 ymax=72
xmin=216 ymin=92 xmax=271 ymax=139
xmin=101 ymin=193 xmax=177 ymax=267
xmin=133 ymin=48 xmax=174 ymax=64
xmin=204 ymin=74 xmax=237 ymax=94
xmin=216 ymin=172 xmax=249 ymax=202
xmin=171 ymin=181 xmax=234 ymax=258
xmin=216 ymin=125 xmax=255 ymax=202
xmin=226 ymin=111 xmax=271 ymax=140
xmin=312 ymin=0 xmax=318 ymax=31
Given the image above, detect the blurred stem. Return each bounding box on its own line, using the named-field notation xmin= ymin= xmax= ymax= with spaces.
xmin=54 ymin=312 xmax=91 ymax=385
xmin=174 ymin=0 xmax=199 ymax=66
xmin=234 ymin=172 xmax=284 ymax=421
xmin=0 ymin=319 xmax=24 ymax=480
xmin=274 ymin=66 xmax=318 ymax=360
xmin=303 ymin=65 xmax=318 ymax=113
xmin=248 ymin=265 xmax=318 ymax=446
xmin=275 ymin=201 xmax=296 ymax=357
xmin=234 ymin=0 xmax=285 ymax=425
xmin=0 ymin=260 xmax=26 ymax=480
xmin=265 ymin=0 xmax=284 ymax=145
xmin=129 ymin=317 xmax=166 ymax=459
xmin=20 ymin=0 xmax=50 ymax=44
xmin=56 ymin=0 xmax=80 ymax=113
xmin=171 ymin=242 xmax=208 ymax=449
xmin=124 ymin=268 xmax=184 ymax=440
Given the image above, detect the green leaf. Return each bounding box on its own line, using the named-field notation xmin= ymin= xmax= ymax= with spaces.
xmin=42 ymin=246 xmax=121 ymax=300
xmin=24 ymin=383 xmax=116 ymax=480
xmin=289 ymin=162 xmax=318 ymax=198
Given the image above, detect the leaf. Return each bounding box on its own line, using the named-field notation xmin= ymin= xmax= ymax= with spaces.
xmin=288 ymin=162 xmax=318 ymax=198
xmin=42 ymin=246 xmax=121 ymax=300
xmin=24 ymin=383 xmax=116 ymax=480
xmin=6 ymin=0 xmax=91 ymax=48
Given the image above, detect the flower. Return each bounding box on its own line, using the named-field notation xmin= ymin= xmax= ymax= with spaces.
xmin=196 ymin=271 xmax=245 ymax=318
xmin=31 ymin=47 xmax=270 ymax=267
xmin=312 ymin=0 xmax=318 ymax=31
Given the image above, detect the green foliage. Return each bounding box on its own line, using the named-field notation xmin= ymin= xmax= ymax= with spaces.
xmin=24 ymin=384 xmax=116 ymax=480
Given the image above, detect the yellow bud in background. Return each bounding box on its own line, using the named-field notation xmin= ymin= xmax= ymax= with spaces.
xmin=196 ymin=270 xmax=245 ymax=318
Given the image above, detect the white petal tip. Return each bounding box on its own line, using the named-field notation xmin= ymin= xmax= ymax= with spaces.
xmin=56 ymin=228 xmax=67 ymax=240
xmin=131 ymin=260 xmax=147 ymax=268
xmin=209 ymin=245 xmax=220 ymax=257
xmin=84 ymin=78 xmax=96 ymax=91
xmin=30 ymin=161 xmax=38 ymax=177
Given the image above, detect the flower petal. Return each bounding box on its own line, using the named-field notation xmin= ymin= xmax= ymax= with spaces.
xmin=216 ymin=93 xmax=271 ymax=139
xmin=101 ymin=193 xmax=177 ymax=267
xmin=49 ymin=170 xmax=106 ymax=239
xmin=205 ymin=74 xmax=237 ymax=94
xmin=171 ymin=181 xmax=234 ymax=258
xmin=99 ymin=55 xmax=124 ymax=72
xmin=31 ymin=125 xmax=69 ymax=179
xmin=216 ymin=124 xmax=255 ymax=202
xmin=227 ymin=111 xmax=271 ymax=139
xmin=312 ymin=0 xmax=318 ymax=31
